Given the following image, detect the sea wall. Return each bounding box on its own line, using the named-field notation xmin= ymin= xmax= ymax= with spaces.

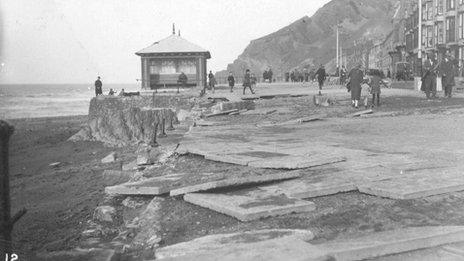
xmin=71 ymin=95 xmax=189 ymax=146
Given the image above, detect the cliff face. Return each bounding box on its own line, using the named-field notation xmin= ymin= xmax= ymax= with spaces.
xmin=221 ymin=0 xmax=404 ymax=78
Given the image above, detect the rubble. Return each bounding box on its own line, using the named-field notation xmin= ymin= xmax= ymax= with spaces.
xmin=93 ymin=206 xmax=116 ymax=223
xmin=101 ymin=152 xmax=116 ymax=164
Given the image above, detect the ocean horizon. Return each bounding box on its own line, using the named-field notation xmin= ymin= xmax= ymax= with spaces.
xmin=0 ymin=83 xmax=141 ymax=119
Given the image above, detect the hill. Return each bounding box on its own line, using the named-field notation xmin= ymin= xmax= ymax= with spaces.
xmin=219 ymin=0 xmax=405 ymax=79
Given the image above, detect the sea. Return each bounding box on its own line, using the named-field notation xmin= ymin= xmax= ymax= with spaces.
xmin=0 ymin=84 xmax=140 ymax=119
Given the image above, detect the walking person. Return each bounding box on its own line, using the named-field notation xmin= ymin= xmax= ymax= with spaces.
xmin=243 ymin=69 xmax=255 ymax=95
xmin=251 ymin=73 xmax=257 ymax=89
xmin=227 ymin=72 xmax=235 ymax=92
xmin=440 ymin=54 xmax=456 ymax=98
xmin=368 ymin=70 xmax=388 ymax=107
xmin=420 ymin=56 xmax=437 ymax=100
xmin=94 ymin=76 xmax=103 ymax=96
xmin=347 ymin=64 xmax=364 ymax=108
xmin=315 ymin=64 xmax=326 ymax=95
xmin=340 ymin=65 xmax=347 ymax=85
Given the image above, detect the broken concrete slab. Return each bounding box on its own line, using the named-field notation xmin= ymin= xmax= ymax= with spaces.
xmin=169 ymin=170 xmax=301 ymax=196
xmin=122 ymin=160 xmax=138 ymax=171
xmin=203 ymin=153 xmax=262 ymax=166
xmin=204 ymin=109 xmax=239 ymax=118
xmin=442 ymin=241 xmax=464 ymax=256
xmin=374 ymin=246 xmax=464 ymax=261
xmin=351 ymin=109 xmax=373 ymax=117
xmin=156 ymin=236 xmax=328 ymax=261
xmin=194 ymin=120 xmax=221 ymax=127
xmin=155 ymin=229 xmax=315 ymax=260
xmin=107 ymin=170 xmax=300 ymax=196
xmin=297 ymin=116 xmax=323 ymax=124
xmin=317 ymin=226 xmax=464 ymax=261
xmin=105 ymin=173 xmax=186 ymax=195
xmin=260 ymin=172 xmax=356 ymax=199
xmin=183 ymin=188 xmax=315 ymax=221
xmin=102 ymin=169 xmax=140 ymax=186
xmin=248 ymin=155 xmax=345 ymax=170
xmin=101 ymin=152 xmax=116 ymax=164
xmin=358 ymin=167 xmax=464 ymax=199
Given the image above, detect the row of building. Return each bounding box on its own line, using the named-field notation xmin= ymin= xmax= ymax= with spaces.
xmin=367 ymin=0 xmax=464 ymax=80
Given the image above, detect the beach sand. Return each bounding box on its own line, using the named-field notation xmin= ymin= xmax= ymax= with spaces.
xmin=6 ymin=115 xmax=123 ymax=253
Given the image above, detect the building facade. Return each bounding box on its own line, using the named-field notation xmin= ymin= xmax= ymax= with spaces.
xmin=135 ymin=30 xmax=211 ymax=89
xmin=405 ymin=0 xmax=463 ymax=76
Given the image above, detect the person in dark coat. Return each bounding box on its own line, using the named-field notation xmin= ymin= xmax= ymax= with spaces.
xmin=315 ymin=64 xmax=326 ymax=95
xmin=208 ymin=71 xmax=217 ymax=93
xmin=285 ymin=72 xmax=290 ymax=82
xmin=420 ymin=57 xmax=437 ymax=99
xmin=243 ymin=69 xmax=255 ymax=95
xmin=268 ymin=68 xmax=273 ymax=83
xmin=178 ymin=72 xmax=188 ymax=93
xmin=94 ymin=76 xmax=102 ymax=96
xmin=440 ymin=54 xmax=456 ymax=98
xmin=368 ymin=70 xmax=388 ymax=107
xmin=227 ymin=72 xmax=235 ymax=92
xmin=348 ymin=64 xmax=364 ymax=108
xmin=340 ymin=65 xmax=347 ymax=85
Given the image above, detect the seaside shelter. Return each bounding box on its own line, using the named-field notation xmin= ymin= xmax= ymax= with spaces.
xmin=135 ymin=28 xmax=211 ymax=89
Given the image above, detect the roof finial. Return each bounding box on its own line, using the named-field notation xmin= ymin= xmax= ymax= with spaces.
xmin=172 ymin=23 xmax=175 ymax=35
xmin=178 ymin=30 xmax=181 ymax=36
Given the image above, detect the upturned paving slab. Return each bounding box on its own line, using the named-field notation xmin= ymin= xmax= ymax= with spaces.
xmin=156 ymin=235 xmax=328 ymax=261
xmin=259 ymin=171 xmax=357 ymax=199
xmin=184 ymin=188 xmax=316 ymax=221
xmin=106 ymin=170 xmax=300 ymax=196
xmin=317 ymin=226 xmax=464 ymax=261
xmin=169 ymin=170 xmax=301 ymax=196
xmin=155 ymin=229 xmax=315 ymax=259
xmin=358 ymin=167 xmax=464 ymax=199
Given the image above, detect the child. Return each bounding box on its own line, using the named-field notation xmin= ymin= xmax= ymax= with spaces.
xmin=251 ymin=73 xmax=257 ymax=89
xmin=368 ymin=70 xmax=388 ymax=107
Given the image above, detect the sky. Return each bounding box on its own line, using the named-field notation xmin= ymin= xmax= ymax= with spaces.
xmin=0 ymin=0 xmax=330 ymax=84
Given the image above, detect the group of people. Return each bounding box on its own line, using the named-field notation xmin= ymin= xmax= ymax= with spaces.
xmin=262 ymin=68 xmax=273 ymax=83
xmin=285 ymin=69 xmax=311 ymax=82
xmin=421 ymin=53 xmax=456 ymax=99
xmin=345 ymin=65 xmax=387 ymax=108
xmin=94 ymin=77 xmax=129 ymax=97
xmin=226 ymin=70 xmax=256 ymax=94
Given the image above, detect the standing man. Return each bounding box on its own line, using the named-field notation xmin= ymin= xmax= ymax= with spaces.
xmin=94 ymin=76 xmax=102 ymax=96
xmin=243 ymin=69 xmax=255 ymax=95
xmin=227 ymin=72 xmax=235 ymax=92
xmin=315 ymin=64 xmax=326 ymax=95
xmin=348 ymin=64 xmax=364 ymax=108
xmin=420 ymin=56 xmax=437 ymax=99
xmin=440 ymin=53 xmax=456 ymax=98
xmin=178 ymin=72 xmax=188 ymax=93
xmin=208 ymin=71 xmax=216 ymax=93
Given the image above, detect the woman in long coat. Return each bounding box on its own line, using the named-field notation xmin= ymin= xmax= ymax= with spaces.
xmin=420 ymin=57 xmax=437 ymax=99
xmin=348 ymin=64 xmax=364 ymax=108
